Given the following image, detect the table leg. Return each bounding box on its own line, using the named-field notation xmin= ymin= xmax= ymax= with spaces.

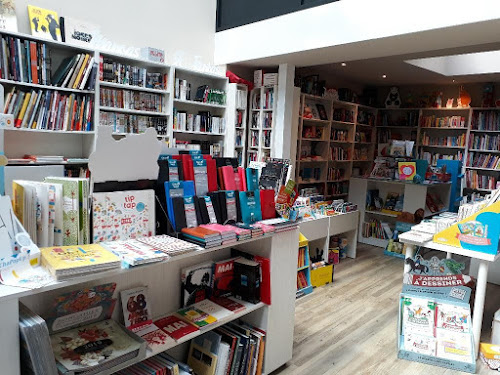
xmin=472 ymin=260 xmax=489 ymax=358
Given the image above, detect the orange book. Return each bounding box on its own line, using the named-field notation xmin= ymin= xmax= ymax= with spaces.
xmin=77 ymin=97 xmax=86 ymax=131
xmin=29 ymin=42 xmax=38 ymax=84
xmin=181 ymin=226 xmax=219 ymax=239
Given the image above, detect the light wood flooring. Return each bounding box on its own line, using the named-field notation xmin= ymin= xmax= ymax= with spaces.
xmin=272 ymin=243 xmax=500 ymax=375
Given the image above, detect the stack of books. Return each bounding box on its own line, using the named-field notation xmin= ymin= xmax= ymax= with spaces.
xmin=136 ymin=234 xmax=200 ymax=257
xmin=24 ymin=155 xmax=65 ymax=163
xmin=258 ymin=218 xmax=299 ymax=233
xmin=200 ymin=223 xmax=237 ymax=245
xmin=181 ymin=227 xmax=223 ymax=248
xmin=116 ymin=353 xmax=192 ymax=375
xmin=100 ymin=239 xmax=169 ymax=267
xmin=226 ymin=225 xmax=252 ymax=240
xmin=41 ymin=244 xmax=121 ymax=280
xmin=19 ymin=304 xmax=58 ymax=375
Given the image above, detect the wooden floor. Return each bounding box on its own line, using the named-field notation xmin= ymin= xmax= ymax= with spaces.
xmin=272 ymin=243 xmax=500 ymax=375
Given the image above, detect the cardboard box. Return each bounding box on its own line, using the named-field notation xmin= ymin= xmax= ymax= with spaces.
xmin=263 ymin=73 xmax=278 ymax=86
xmin=254 ymin=70 xmax=263 ymax=88
xmin=480 ymin=343 xmax=500 ymax=360
xmin=310 ymin=263 xmax=333 ymax=287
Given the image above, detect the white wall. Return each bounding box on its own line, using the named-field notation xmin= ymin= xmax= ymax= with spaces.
xmin=214 ymin=0 xmax=500 ymax=65
xmin=12 ymin=0 xmax=218 ymax=69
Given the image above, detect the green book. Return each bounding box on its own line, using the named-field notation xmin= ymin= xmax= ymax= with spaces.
xmin=51 ymin=55 xmax=78 ymax=87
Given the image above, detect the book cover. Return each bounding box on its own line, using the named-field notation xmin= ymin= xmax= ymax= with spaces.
xmin=192 ymin=299 xmax=233 ymax=322
xmin=0 ymin=0 xmax=17 ymax=32
xmin=402 ymin=296 xmax=436 ymax=336
xmin=100 ymin=239 xmax=167 ymax=266
xmin=41 ymin=243 xmax=121 ymax=277
xmin=404 ymin=333 xmax=436 ymax=356
xmin=436 ymin=303 xmax=471 ymax=333
xmin=27 ymin=5 xmax=61 ymax=41
xmin=92 ymin=190 xmax=155 ymax=242
xmin=187 ymin=342 xmax=218 ymax=375
xmin=154 ymin=314 xmax=199 ymax=341
xmin=63 ymin=17 xmax=100 ymax=47
xmin=177 ymin=306 xmax=217 ymax=328
xmin=50 ymin=319 xmax=142 ymax=372
xmin=210 ymin=296 xmax=246 ymax=313
xmin=120 ymin=286 xmax=153 ymax=332
xmin=212 ymin=258 xmax=238 ymax=297
xmin=44 ymin=177 xmax=80 ymax=246
xmin=233 ymin=258 xmax=261 ymax=304
xmin=181 ymin=261 xmax=214 ymax=306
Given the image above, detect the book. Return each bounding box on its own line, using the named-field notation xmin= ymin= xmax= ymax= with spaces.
xmin=239 ymin=190 xmax=262 ymax=224
xmin=92 ymin=190 xmax=155 ymax=242
xmin=154 ymin=314 xmax=199 ymax=342
xmin=100 ymin=239 xmax=168 ymax=267
xmin=176 ymin=306 xmax=217 ymax=328
xmin=233 ymin=258 xmax=261 ymax=304
xmin=121 ymin=286 xmax=153 ymax=331
xmin=63 ymin=17 xmax=100 ymax=47
xmin=136 ymin=234 xmax=199 ymax=257
xmin=50 ymin=319 xmax=143 ymax=374
xmin=28 ymin=5 xmax=62 ymax=42
xmin=0 ymin=0 xmax=17 ymax=32
xmin=181 ymin=261 xmax=214 ymax=307
xmin=212 ymin=258 xmax=238 ymax=297
xmin=210 ymin=296 xmax=246 ymax=313
xmin=40 ymin=243 xmax=121 ymax=280
xmin=187 ymin=342 xmax=218 ymax=375
xmin=192 ymin=299 xmax=233 ymax=322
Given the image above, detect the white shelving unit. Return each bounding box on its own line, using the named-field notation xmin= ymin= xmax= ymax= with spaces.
xmin=247 ymin=85 xmax=277 ymax=164
xmin=225 ymin=83 xmax=248 ymax=166
xmin=0 ymin=230 xmax=299 ymax=375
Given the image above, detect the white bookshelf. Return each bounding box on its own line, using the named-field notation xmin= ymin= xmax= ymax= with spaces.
xmin=0 ymin=230 xmax=299 ymax=375
xmin=225 ymin=83 xmax=248 ymax=166
xmin=247 ymin=85 xmax=277 ymax=164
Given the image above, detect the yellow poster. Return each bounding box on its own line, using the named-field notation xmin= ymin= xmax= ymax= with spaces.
xmin=27 ymin=5 xmax=61 ymax=42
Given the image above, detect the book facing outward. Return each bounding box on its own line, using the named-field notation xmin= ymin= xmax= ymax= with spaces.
xmin=41 ymin=243 xmax=121 ymax=280
xmin=176 ymin=305 xmax=217 ymax=330
xmin=100 ymin=239 xmax=168 ymax=267
xmin=154 ymin=314 xmax=199 ymax=342
xmin=136 ymin=234 xmax=200 ymax=256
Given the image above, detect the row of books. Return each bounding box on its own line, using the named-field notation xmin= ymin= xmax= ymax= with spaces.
xmin=421 ymin=151 xmax=463 ymax=166
xmin=377 ymin=129 xmax=417 ymax=144
xmin=13 ymin=177 xmax=89 ymax=248
xmin=194 ymin=85 xmax=226 ymax=105
xmin=366 ymin=189 xmax=403 ymax=214
xmin=468 ymin=134 xmax=500 ymax=151
xmin=330 ymin=146 xmax=351 ymax=161
xmin=118 ymin=353 xmax=192 ymax=375
xmin=357 ymin=109 xmax=375 ymax=126
xmin=250 ymin=130 xmax=259 ymax=147
xmin=100 ymin=88 xmax=164 ymax=112
xmin=353 ymin=147 xmax=370 ymax=161
xmin=466 ymin=152 xmax=500 ymax=169
xmin=328 ymin=181 xmax=349 ymax=195
xmin=471 ymin=110 xmax=500 ymax=130
xmin=331 ymin=129 xmax=349 ymax=142
xmin=465 ymin=170 xmax=499 ymax=190
xmin=236 ymin=88 xmax=247 ymax=109
xmin=235 ymin=129 xmax=244 ymax=147
xmin=4 ymin=88 xmax=93 ymax=131
xmin=426 ymin=193 xmax=445 ymax=213
xmin=100 ymin=56 xmax=167 ymax=89
xmin=52 ymin=53 xmax=96 ymax=89
xmin=420 ymin=115 xmax=466 ymax=128
xmin=263 ymin=112 xmax=273 ymax=128
xmin=333 ymin=108 xmax=354 ymax=123
xmin=362 ymin=219 xmax=390 ymax=240
xmin=298 ymin=246 xmax=307 ymax=268
xmin=355 ymin=131 xmax=371 ymax=142
xmin=420 ymin=133 xmax=466 ymax=147
xmin=327 ymin=167 xmax=345 ymax=181
xmin=236 ymin=110 xmax=244 ymax=127
xmin=100 ymin=112 xmax=168 ymax=135
xmin=300 ymin=166 xmax=321 ymax=181
xmin=173 ymin=109 xmax=225 ymax=134
xmin=297 ymin=269 xmax=309 ymax=289
xmin=378 ymin=111 xmax=419 ymax=127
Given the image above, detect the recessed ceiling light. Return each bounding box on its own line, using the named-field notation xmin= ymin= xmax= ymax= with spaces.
xmin=382 ymin=74 xmax=387 ymax=78
xmin=341 ymin=62 xmax=347 ymax=67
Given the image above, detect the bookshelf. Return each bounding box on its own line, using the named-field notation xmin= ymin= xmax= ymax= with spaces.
xmin=295 ymin=94 xmax=378 ymax=198
xmin=297 ymin=233 xmax=313 ymax=298
xmin=225 ymin=83 xmax=248 ymax=167
xmin=0 ymin=230 xmax=300 ymax=375
xmin=171 ymin=68 xmax=228 ymax=157
xmin=247 ymin=85 xmax=277 ymax=164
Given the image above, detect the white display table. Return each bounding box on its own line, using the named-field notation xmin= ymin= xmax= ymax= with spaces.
xmin=399 ymin=231 xmax=500 ymax=358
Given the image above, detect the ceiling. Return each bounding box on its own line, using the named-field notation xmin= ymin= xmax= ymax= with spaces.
xmin=232 ymin=18 xmax=500 ymax=86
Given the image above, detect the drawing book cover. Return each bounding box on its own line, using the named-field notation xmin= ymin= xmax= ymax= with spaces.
xmin=436 ymin=303 xmax=471 ymax=333
xmin=0 ymin=0 xmax=17 ymax=31
xmin=41 ymin=244 xmax=120 ymax=272
xmin=402 ymin=296 xmax=436 ymax=336
xmin=50 ymin=319 xmax=141 ymax=371
xmin=45 ymin=282 xmax=117 ymax=333
xmin=92 ymin=190 xmax=155 ymax=243
xmin=27 ymin=5 xmax=61 ymax=41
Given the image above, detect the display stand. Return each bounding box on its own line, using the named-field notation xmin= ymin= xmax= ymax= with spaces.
xmin=349 ymin=177 xmax=451 ymax=248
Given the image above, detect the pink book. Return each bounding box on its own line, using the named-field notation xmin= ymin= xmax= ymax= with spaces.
xmin=253 ymin=222 xmax=276 ymax=233
xmin=225 ymin=225 xmax=251 ymax=236
xmin=222 ymin=166 xmax=237 ymax=191
xmin=200 ymin=223 xmax=237 ymax=235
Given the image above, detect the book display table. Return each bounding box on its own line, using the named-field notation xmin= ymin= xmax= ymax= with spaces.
xmin=0 ymin=230 xmax=299 ymax=375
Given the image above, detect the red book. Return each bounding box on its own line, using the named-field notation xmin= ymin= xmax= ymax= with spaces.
xmin=210 ymin=296 xmax=245 ymax=313
xmin=211 ymin=258 xmax=238 ymax=297
xmin=238 ymin=167 xmax=247 ymax=191
xmin=70 ymin=98 xmax=77 ymax=130
xmin=222 ymin=166 xmax=237 ymax=190
xmin=206 ymin=158 xmax=218 ymax=192
xmin=181 ymin=154 xmax=194 ymax=181
xmin=260 ymin=189 xmax=276 ymax=220
xmin=254 ymin=255 xmax=271 ymax=304
xmin=99 ymin=55 xmax=103 ymax=81
xmin=29 ymin=42 xmax=38 ymax=84
xmin=154 ymin=315 xmax=199 ymax=341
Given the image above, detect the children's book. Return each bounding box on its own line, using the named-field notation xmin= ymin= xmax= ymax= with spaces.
xmin=436 ymin=303 xmax=471 ymax=333
xmin=27 ymin=5 xmax=62 ymax=41
xmin=176 ymin=306 xmax=217 ymax=329
xmin=92 ymin=189 xmax=155 ymax=242
xmin=41 ymin=244 xmax=121 ymax=280
xmin=404 ymin=333 xmax=436 ymax=356
xmin=0 ymin=0 xmax=17 ymax=32
xmin=100 ymin=239 xmax=167 ymax=267
xmin=154 ymin=314 xmax=199 ymax=341
xmin=50 ymin=319 xmax=142 ymax=373
xmin=436 ymin=330 xmax=474 ymax=363
xmin=402 ymin=296 xmax=436 ymax=336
